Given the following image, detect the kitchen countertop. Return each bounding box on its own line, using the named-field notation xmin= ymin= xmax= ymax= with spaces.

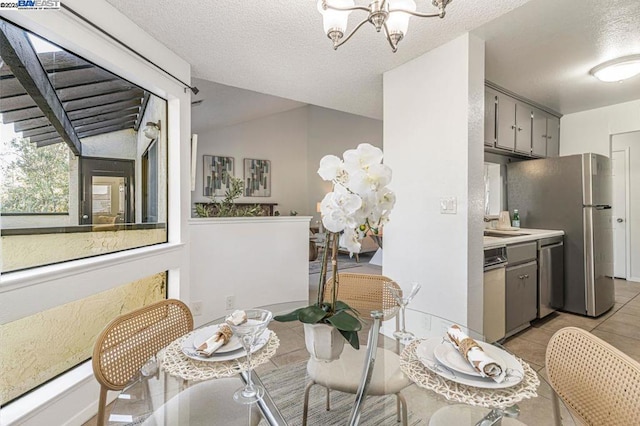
xmin=483 ymin=228 xmax=564 ymax=249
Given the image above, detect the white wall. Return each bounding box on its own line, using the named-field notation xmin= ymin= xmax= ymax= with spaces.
xmin=188 ymin=217 xmax=310 ymax=327
xmin=383 ymin=33 xmax=485 ymax=330
xmin=0 ymin=2 xmax=191 ymax=424
xmin=612 ymin=132 xmax=640 ymax=281
xmin=193 ymin=107 xmax=309 ymax=216
xmin=192 ymin=105 xmax=383 ymax=222
xmin=560 ymin=99 xmax=640 ymax=157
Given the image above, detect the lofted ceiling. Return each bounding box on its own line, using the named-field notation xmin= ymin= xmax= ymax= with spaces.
xmin=105 ymin=0 xmax=531 ymax=120
xmin=191 ymin=78 xmax=306 ymax=133
xmin=104 ymin=0 xmax=640 ymax=121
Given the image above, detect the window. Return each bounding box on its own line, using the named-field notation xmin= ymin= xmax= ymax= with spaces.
xmin=0 ymin=19 xmax=168 ymax=272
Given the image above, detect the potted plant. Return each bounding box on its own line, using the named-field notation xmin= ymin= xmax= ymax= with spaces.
xmin=274 ymin=143 xmax=395 ymax=360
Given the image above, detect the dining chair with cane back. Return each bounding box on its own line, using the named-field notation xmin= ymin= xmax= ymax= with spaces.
xmin=303 ymin=273 xmax=411 ymax=426
xmin=545 ymin=326 xmax=640 ymax=426
xmin=92 ymin=299 xmax=193 ymax=426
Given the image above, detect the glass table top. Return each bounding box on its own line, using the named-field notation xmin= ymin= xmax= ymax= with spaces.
xmin=107 ymin=302 xmax=567 ymax=426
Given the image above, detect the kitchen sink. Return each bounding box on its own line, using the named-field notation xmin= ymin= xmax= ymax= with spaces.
xmin=484 ymin=231 xmax=531 ymax=238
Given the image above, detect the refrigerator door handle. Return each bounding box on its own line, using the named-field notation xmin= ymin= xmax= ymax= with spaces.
xmin=583 ymin=204 xmax=612 ymax=210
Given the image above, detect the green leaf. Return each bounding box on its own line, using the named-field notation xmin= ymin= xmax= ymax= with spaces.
xmin=326 ymin=311 xmax=362 ymax=331
xmin=297 ymin=305 xmax=328 ymax=324
xmin=339 ymin=329 xmax=360 ymax=350
xmin=273 ymin=308 xmax=303 ymax=322
xmin=334 ymin=301 xmax=360 ymax=316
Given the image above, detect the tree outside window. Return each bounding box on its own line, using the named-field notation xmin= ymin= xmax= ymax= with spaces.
xmin=1 ymin=137 xmax=70 ymax=213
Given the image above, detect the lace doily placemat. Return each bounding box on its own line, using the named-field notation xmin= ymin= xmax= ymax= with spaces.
xmin=161 ymin=330 xmax=280 ymax=381
xmin=400 ymin=339 xmax=540 ymax=409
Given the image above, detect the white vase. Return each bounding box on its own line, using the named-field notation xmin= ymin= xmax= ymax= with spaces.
xmin=303 ymin=323 xmax=345 ymax=362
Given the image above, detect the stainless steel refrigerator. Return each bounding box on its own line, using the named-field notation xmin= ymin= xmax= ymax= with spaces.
xmin=507 ymin=153 xmax=614 ymax=317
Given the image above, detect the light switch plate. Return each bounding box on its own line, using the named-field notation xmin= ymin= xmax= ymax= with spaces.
xmin=440 ymin=197 xmax=457 ymax=214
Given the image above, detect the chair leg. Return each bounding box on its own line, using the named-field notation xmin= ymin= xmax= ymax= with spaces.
xmin=396 ymin=392 xmax=408 ymax=426
xmin=326 ymin=387 xmax=331 ymax=411
xmin=302 ymin=381 xmax=316 ymax=426
xmin=551 ymin=390 xmax=563 ymax=426
xmin=97 ymin=386 xmax=108 ymax=426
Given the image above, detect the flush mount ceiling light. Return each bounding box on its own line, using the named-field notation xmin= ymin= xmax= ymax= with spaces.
xmin=143 ymin=121 xmax=161 ymax=140
xmin=590 ymin=55 xmax=640 ymax=82
xmin=317 ymin=0 xmax=452 ymax=53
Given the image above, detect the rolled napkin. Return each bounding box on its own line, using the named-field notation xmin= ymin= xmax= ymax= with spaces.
xmin=446 ymin=324 xmax=505 ymax=383
xmin=195 ymin=310 xmax=247 ymax=357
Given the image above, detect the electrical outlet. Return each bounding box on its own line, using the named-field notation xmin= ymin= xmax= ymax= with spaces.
xmin=225 ymin=295 xmax=235 ymax=310
xmin=192 ymin=301 xmax=202 ymax=316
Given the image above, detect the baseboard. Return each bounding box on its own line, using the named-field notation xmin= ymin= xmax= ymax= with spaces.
xmin=627 ymin=276 xmax=640 ymax=284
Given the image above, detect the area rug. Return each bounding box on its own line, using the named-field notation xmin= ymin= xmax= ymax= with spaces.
xmin=258 ymin=361 xmax=423 ymax=425
xmin=309 ymin=253 xmax=373 ymax=275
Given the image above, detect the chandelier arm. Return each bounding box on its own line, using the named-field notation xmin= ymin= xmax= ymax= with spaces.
xmin=389 ymin=9 xmax=442 ymax=18
xmin=322 ymin=0 xmax=370 ymax=13
xmin=382 ymin=22 xmax=398 ymax=53
xmin=333 ymin=17 xmax=371 ymax=49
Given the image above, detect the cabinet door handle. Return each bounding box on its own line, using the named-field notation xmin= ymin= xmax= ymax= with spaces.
xmin=547 ymin=135 xmax=553 ymax=139
xmin=511 ymin=125 xmax=516 ymax=130
xmin=542 ymin=134 xmax=547 ymax=138
xmin=524 ymin=274 xmax=529 ymax=279
xmin=517 ymin=127 xmax=523 ymax=131
xmin=518 ymin=275 xmax=524 ymax=280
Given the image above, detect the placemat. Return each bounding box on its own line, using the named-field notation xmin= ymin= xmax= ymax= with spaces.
xmin=161 ymin=330 xmax=280 ymax=381
xmin=400 ymin=339 xmax=539 ymax=410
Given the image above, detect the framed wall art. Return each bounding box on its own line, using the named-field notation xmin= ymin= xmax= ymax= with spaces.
xmin=244 ymin=158 xmax=271 ymax=197
xmin=203 ymin=155 xmax=234 ymax=196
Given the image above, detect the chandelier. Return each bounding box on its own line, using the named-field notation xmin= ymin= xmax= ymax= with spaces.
xmin=317 ymin=0 xmax=452 ymax=53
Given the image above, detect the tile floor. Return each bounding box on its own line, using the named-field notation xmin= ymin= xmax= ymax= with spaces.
xmin=85 ymin=257 xmax=640 ymax=425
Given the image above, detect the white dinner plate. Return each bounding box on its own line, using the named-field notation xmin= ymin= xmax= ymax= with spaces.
xmin=181 ymin=327 xmax=271 ymax=362
xmin=433 ymin=340 xmax=507 ymax=378
xmin=416 ymin=337 xmax=525 ymax=389
xmin=192 ymin=324 xmax=243 ymax=354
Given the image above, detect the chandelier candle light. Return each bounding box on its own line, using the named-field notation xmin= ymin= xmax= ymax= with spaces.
xmin=317 ymin=0 xmax=452 ymax=52
xmin=274 ymin=143 xmax=395 ymax=356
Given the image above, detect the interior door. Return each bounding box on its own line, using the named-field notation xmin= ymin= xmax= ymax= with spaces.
xmin=612 ymin=149 xmax=627 ymax=278
xmin=80 ymin=158 xmax=135 ymax=225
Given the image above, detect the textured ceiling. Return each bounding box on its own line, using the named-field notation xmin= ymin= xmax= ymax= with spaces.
xmin=104 ymin=0 xmax=531 ymax=120
xmin=475 ymin=0 xmax=640 ymax=115
xmin=191 ymin=78 xmax=306 ymax=133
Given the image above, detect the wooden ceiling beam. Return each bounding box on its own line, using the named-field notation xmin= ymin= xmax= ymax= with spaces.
xmin=77 ymin=122 xmax=135 ymax=139
xmin=0 ymin=21 xmax=81 ymax=155
xmin=134 ymin=91 xmax=150 ymax=131
xmin=21 ymin=109 xmax=139 ymax=138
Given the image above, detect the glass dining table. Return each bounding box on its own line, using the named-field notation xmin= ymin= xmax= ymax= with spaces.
xmin=107 ymin=302 xmax=567 ymax=426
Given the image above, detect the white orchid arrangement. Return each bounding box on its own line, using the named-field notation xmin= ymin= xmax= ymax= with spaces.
xmin=274 ymin=143 xmax=395 ymax=350
xmin=318 ymin=143 xmax=396 ymax=254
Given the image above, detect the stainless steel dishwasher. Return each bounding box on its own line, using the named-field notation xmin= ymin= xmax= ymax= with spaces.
xmin=483 ymin=246 xmax=507 ymax=343
xmin=538 ymin=236 xmax=564 ymax=318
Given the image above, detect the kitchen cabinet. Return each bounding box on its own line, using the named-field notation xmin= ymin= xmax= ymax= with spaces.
xmin=505 ymin=241 xmax=538 ymax=335
xmin=505 ymin=261 xmax=538 ymax=334
xmin=532 ymin=108 xmax=561 ymax=157
xmin=546 ymin=115 xmax=560 ymax=157
xmin=514 ymin=102 xmax=533 ymax=155
xmin=484 ymin=88 xmax=498 ymax=147
xmin=495 ymin=92 xmax=517 ymax=151
xmin=485 ymin=84 xmax=561 ymax=158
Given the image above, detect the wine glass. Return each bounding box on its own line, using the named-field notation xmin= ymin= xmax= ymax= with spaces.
xmin=226 ymin=309 xmax=273 ymax=404
xmin=388 ymin=282 xmax=421 ymax=343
